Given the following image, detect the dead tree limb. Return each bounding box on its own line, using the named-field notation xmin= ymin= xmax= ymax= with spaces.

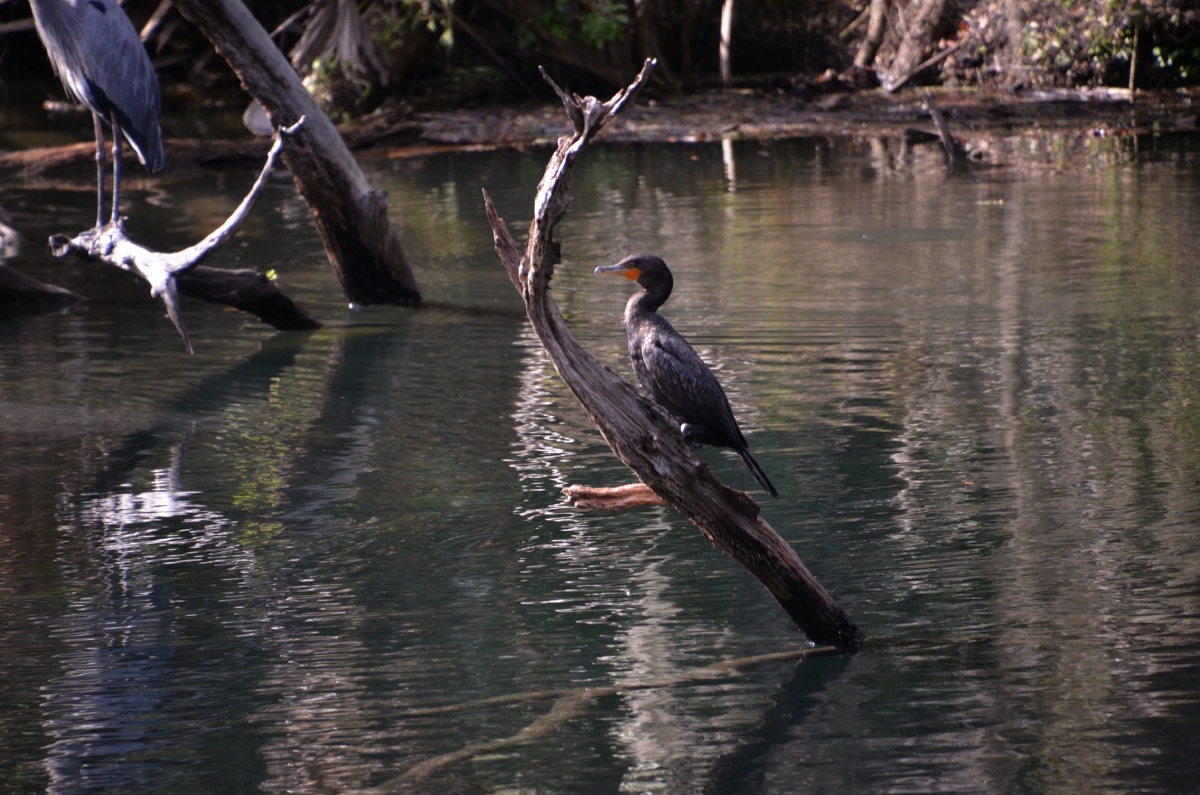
xmin=0 ymin=202 xmax=20 ymax=263
xmin=175 ymin=267 xmax=319 ymax=332
xmin=48 ymin=120 xmax=317 ymax=353
xmin=719 ymin=0 xmax=735 ymax=87
xmin=2 ymin=201 xmax=81 ymax=309
xmin=563 ymin=482 xmax=668 ymax=510
xmin=0 ymin=265 xmax=80 ymax=309
xmin=482 ymin=59 xmax=862 ymax=652
xmin=884 ymin=41 xmax=960 ymax=93
xmin=170 ymin=0 xmax=420 ymax=307
xmin=923 ymin=89 xmax=967 ymax=171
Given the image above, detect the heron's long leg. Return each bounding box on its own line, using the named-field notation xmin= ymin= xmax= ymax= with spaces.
xmin=92 ymin=113 xmax=106 ymax=229
xmin=110 ymin=111 xmax=123 ymax=226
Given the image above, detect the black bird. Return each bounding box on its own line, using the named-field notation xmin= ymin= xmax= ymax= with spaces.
xmin=595 ymin=254 xmax=779 ymax=498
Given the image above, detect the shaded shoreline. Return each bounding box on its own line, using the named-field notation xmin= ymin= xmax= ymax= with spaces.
xmin=2 ymin=86 xmax=1198 ymax=182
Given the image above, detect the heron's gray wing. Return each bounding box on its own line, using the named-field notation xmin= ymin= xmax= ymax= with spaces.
xmin=79 ymin=0 xmax=164 ymax=171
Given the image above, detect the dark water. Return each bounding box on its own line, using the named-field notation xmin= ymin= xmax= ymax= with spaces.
xmin=3 ymin=127 xmax=1200 ymax=794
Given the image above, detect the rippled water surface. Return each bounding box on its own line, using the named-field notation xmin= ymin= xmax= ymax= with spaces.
xmin=3 ymin=127 xmax=1200 ymax=794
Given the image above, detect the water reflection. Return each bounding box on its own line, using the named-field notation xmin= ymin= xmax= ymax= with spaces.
xmin=3 ymin=134 xmax=1200 ymax=793
xmin=42 ymin=439 xmax=256 ymax=794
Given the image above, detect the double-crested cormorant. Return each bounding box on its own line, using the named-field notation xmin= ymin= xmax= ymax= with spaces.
xmin=595 ymin=254 xmax=779 ymax=498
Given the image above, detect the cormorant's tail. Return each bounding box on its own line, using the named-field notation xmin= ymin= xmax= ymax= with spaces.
xmin=736 ymin=447 xmax=779 ymax=498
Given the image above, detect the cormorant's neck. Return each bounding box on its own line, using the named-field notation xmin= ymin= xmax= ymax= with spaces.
xmin=629 ymin=278 xmax=671 ymax=316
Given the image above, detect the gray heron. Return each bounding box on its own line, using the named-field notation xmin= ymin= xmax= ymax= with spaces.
xmin=29 ymin=0 xmax=164 ymax=230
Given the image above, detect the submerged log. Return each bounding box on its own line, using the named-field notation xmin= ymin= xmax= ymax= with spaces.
xmin=176 ymin=267 xmax=318 ymax=332
xmin=170 ymin=0 xmax=421 ymax=307
xmin=0 ymin=265 xmax=80 ymax=309
xmin=0 ymin=200 xmax=81 ymax=311
xmin=484 ymin=60 xmax=862 ymax=652
xmin=923 ymin=89 xmax=968 ymax=170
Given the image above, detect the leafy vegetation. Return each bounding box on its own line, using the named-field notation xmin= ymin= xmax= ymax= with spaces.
xmin=1 ymin=0 xmax=1197 ymax=116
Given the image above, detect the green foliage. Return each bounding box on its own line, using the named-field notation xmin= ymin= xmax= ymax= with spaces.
xmin=954 ymin=0 xmax=1199 ymax=88
xmin=522 ymin=0 xmax=631 ymax=52
xmin=369 ymin=0 xmax=453 ymax=52
xmin=370 ymin=3 xmax=423 ymax=52
xmin=577 ymin=1 xmax=630 ymax=50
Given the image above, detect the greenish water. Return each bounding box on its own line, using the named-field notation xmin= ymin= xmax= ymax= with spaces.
xmin=3 ymin=129 xmax=1200 ymax=794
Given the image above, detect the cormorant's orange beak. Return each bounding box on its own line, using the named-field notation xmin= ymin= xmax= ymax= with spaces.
xmin=594 ymin=263 xmax=641 ymax=282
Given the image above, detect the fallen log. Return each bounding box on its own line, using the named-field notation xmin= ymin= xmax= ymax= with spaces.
xmin=484 ymin=60 xmax=862 ymax=652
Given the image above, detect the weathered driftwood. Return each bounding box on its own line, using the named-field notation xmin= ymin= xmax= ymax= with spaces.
xmin=923 ymin=89 xmax=967 ymax=168
xmin=170 ymin=0 xmax=421 ymax=307
xmin=48 ymin=120 xmax=317 ymax=353
xmin=0 ymin=202 xmax=20 ymax=263
xmin=483 ymin=60 xmax=862 ymax=652
xmin=563 ymin=482 xmax=669 ymax=510
xmin=0 ymin=202 xmax=79 ymax=309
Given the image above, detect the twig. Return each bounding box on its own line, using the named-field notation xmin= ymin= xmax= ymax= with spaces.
xmin=883 ymin=41 xmax=960 ymax=93
xmin=839 ymin=4 xmax=870 ymax=38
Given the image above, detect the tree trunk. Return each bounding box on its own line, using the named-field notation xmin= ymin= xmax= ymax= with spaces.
xmin=170 ymin=0 xmax=421 ymax=307
xmin=880 ymin=0 xmax=947 ymax=91
xmin=483 ymin=62 xmax=862 ymax=652
xmin=854 ymin=0 xmax=889 ymax=69
xmin=719 ymin=0 xmax=734 ymax=87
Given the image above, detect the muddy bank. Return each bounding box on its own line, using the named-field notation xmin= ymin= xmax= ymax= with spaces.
xmin=3 ymin=86 xmax=1198 ymax=182
xmin=398 ymin=85 xmax=1200 ymax=172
